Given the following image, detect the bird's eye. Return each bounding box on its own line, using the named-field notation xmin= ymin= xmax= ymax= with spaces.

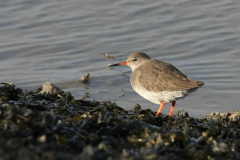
xmin=133 ymin=58 xmax=137 ymax=61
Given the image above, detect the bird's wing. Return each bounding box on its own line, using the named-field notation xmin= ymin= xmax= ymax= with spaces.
xmin=136 ymin=59 xmax=199 ymax=92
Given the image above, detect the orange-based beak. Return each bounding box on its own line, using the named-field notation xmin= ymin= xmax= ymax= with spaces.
xmin=108 ymin=61 xmax=128 ymax=67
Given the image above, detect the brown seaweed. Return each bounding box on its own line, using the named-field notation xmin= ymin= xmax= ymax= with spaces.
xmin=0 ymin=82 xmax=240 ymax=160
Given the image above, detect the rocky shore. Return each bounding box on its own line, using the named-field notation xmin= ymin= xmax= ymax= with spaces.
xmin=0 ymin=82 xmax=240 ymax=160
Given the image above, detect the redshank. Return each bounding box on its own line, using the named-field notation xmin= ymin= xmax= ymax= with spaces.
xmin=108 ymin=52 xmax=204 ymax=118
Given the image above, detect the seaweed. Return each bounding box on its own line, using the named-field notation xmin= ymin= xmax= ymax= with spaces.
xmin=0 ymin=82 xmax=240 ymax=160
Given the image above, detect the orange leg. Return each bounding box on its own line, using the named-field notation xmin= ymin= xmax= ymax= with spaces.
xmin=156 ymin=101 xmax=164 ymax=117
xmin=168 ymin=101 xmax=176 ymax=119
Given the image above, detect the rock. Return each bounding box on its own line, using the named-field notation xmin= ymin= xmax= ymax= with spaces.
xmin=40 ymin=82 xmax=61 ymax=94
xmin=81 ymin=73 xmax=90 ymax=82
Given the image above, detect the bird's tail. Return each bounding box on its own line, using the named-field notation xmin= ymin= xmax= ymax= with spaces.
xmin=197 ymin=81 xmax=204 ymax=86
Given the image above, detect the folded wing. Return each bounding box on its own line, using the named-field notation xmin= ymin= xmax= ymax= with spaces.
xmin=136 ymin=59 xmax=204 ymax=92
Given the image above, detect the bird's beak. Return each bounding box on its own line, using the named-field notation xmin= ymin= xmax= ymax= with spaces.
xmin=108 ymin=61 xmax=128 ymax=67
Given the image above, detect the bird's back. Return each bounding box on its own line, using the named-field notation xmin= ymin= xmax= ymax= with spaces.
xmin=131 ymin=59 xmax=204 ymax=92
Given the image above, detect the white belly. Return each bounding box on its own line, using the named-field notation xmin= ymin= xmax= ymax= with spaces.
xmin=131 ymin=82 xmax=198 ymax=104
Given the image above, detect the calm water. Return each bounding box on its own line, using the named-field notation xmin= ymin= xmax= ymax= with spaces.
xmin=0 ymin=0 xmax=240 ymax=118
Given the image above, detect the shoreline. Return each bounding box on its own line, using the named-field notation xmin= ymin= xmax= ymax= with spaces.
xmin=0 ymin=82 xmax=240 ymax=160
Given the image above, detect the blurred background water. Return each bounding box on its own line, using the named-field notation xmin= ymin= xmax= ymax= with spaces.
xmin=0 ymin=0 xmax=240 ymax=118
